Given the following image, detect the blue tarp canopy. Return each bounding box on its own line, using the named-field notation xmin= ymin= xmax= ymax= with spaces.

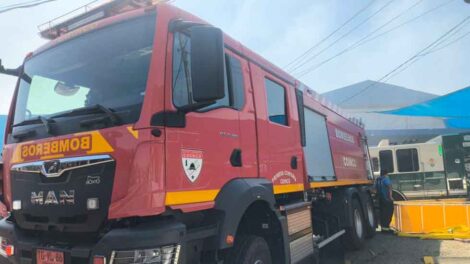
xmin=380 ymin=86 xmax=470 ymax=129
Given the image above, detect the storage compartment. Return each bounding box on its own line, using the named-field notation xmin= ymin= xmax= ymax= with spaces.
xmin=303 ymin=108 xmax=335 ymax=182
xmin=280 ymin=202 xmax=314 ymax=263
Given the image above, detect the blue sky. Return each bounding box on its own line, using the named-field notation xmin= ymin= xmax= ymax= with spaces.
xmin=0 ymin=0 xmax=469 ymax=115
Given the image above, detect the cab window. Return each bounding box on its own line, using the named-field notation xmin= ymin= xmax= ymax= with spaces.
xmin=379 ymin=150 xmax=394 ymax=173
xmin=265 ymin=78 xmax=288 ymax=126
xmin=396 ymin=148 xmax=420 ymax=172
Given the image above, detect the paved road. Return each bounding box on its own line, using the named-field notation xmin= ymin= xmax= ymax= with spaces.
xmin=344 ymin=232 xmax=470 ymax=264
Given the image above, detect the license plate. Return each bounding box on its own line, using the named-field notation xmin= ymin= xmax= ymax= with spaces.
xmin=36 ymin=249 xmax=64 ymax=264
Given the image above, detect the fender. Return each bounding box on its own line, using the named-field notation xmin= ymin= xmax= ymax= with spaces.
xmin=214 ymin=178 xmax=277 ymax=249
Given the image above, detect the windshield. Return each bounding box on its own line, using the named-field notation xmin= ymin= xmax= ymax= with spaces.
xmin=13 ymin=14 xmax=156 ymax=128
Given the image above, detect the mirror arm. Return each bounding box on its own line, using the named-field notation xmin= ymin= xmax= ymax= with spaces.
xmin=0 ymin=62 xmax=31 ymax=83
xmin=178 ymin=101 xmax=216 ymax=113
xmin=0 ymin=66 xmax=20 ymax=77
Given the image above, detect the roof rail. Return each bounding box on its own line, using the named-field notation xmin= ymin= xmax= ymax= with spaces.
xmin=38 ymin=0 xmax=164 ymax=40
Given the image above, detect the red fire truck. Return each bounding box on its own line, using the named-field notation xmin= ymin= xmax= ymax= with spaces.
xmin=0 ymin=1 xmax=376 ymax=263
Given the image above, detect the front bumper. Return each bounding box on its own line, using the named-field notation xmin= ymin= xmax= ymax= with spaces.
xmin=0 ymin=218 xmax=186 ymax=264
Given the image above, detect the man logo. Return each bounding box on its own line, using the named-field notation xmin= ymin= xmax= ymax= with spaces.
xmin=41 ymin=160 xmax=61 ymax=176
xmin=31 ymin=190 xmax=75 ymax=205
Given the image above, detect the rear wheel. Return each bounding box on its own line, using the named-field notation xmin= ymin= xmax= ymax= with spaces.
xmin=364 ymin=195 xmax=377 ymax=238
xmin=225 ymin=235 xmax=272 ymax=264
xmin=343 ymin=198 xmax=366 ymax=250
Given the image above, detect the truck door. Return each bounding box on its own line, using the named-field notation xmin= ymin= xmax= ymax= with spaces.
xmin=251 ymin=65 xmax=304 ymax=194
xmin=163 ymin=31 xmax=256 ymax=207
xmin=443 ymin=135 xmax=467 ymax=196
xmin=463 ymin=134 xmax=470 ymax=191
xmin=394 ymin=147 xmax=424 ymax=199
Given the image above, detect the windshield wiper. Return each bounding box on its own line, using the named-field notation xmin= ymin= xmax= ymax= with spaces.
xmin=51 ymin=104 xmax=120 ymax=125
xmin=12 ymin=116 xmax=55 ymax=137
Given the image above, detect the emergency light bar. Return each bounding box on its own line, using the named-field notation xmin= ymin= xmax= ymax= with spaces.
xmin=38 ymin=0 xmax=163 ymax=40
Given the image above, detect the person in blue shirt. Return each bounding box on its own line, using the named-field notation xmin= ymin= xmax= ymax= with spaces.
xmin=376 ymin=169 xmax=394 ymax=231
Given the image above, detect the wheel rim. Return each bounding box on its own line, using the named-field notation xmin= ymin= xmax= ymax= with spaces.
xmin=367 ymin=202 xmax=375 ymax=227
xmin=354 ymin=209 xmax=364 ymax=238
xmin=254 ymin=260 xmax=264 ymax=264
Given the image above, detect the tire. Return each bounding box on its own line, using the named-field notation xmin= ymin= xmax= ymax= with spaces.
xmin=343 ymin=198 xmax=366 ymax=250
xmin=392 ymin=190 xmax=407 ymax=201
xmin=225 ymin=235 xmax=272 ymax=264
xmin=364 ymin=195 xmax=377 ymax=238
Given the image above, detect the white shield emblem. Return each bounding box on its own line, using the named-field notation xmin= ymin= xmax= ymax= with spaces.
xmin=181 ymin=149 xmax=203 ymax=183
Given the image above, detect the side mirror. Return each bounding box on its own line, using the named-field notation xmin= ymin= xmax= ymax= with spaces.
xmin=190 ymin=26 xmax=225 ymax=103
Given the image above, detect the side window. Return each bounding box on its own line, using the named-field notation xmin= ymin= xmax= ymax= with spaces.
xmin=379 ymin=150 xmax=394 ymax=173
xmin=227 ymin=55 xmax=245 ymax=110
xmin=172 ymin=32 xmax=245 ymax=110
xmin=173 ymin=32 xmax=191 ymax=108
xmin=372 ymin=157 xmax=380 ymax=173
xmin=396 ymin=148 xmax=420 ymax=172
xmin=265 ymin=78 xmax=288 ymax=126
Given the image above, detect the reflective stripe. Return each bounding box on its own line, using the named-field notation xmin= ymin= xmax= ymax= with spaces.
xmin=126 ymin=126 xmax=139 ymax=139
xmin=273 ymin=184 xmax=304 ymax=194
xmin=310 ymin=179 xmax=372 ymax=189
xmin=165 ymin=190 xmax=220 ymax=205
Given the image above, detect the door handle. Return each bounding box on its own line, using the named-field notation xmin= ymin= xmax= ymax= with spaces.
xmin=291 ymin=156 xmax=298 ymax=170
xmin=230 ymin=149 xmax=242 ymax=167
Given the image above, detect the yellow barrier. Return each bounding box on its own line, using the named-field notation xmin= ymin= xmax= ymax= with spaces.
xmin=393 ymin=199 xmax=470 ymax=236
xmin=398 ymin=225 xmax=470 ymax=240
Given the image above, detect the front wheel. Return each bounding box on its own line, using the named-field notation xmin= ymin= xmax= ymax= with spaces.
xmin=225 ymin=235 xmax=272 ymax=264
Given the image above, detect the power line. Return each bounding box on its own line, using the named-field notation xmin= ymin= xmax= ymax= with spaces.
xmin=422 ymin=19 xmax=470 ymax=54
xmin=337 ymin=15 xmax=470 ymax=105
xmin=284 ymin=0 xmax=376 ymax=71
xmin=425 ymin=30 xmax=470 ymax=55
xmin=382 ymin=19 xmax=470 ymax=82
xmin=295 ymin=0 xmax=456 ymax=77
xmin=287 ymin=0 xmax=394 ymax=74
xmin=0 ymin=0 xmax=58 ymax=15
xmin=353 ymin=0 xmax=457 ymax=49
xmin=383 ymin=24 xmax=470 ymax=81
xmin=296 ymin=0 xmax=426 ymax=77
xmin=0 ymin=0 xmax=46 ymax=9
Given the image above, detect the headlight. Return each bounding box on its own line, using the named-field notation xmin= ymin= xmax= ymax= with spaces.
xmin=110 ymin=245 xmax=180 ymax=264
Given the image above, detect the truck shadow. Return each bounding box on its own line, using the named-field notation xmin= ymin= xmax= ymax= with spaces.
xmin=344 ymin=232 xmax=442 ymax=264
xmin=319 ymin=238 xmax=346 ymax=264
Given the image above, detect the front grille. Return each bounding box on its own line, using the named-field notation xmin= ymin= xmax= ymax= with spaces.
xmin=10 ymin=155 xmax=115 ymax=233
